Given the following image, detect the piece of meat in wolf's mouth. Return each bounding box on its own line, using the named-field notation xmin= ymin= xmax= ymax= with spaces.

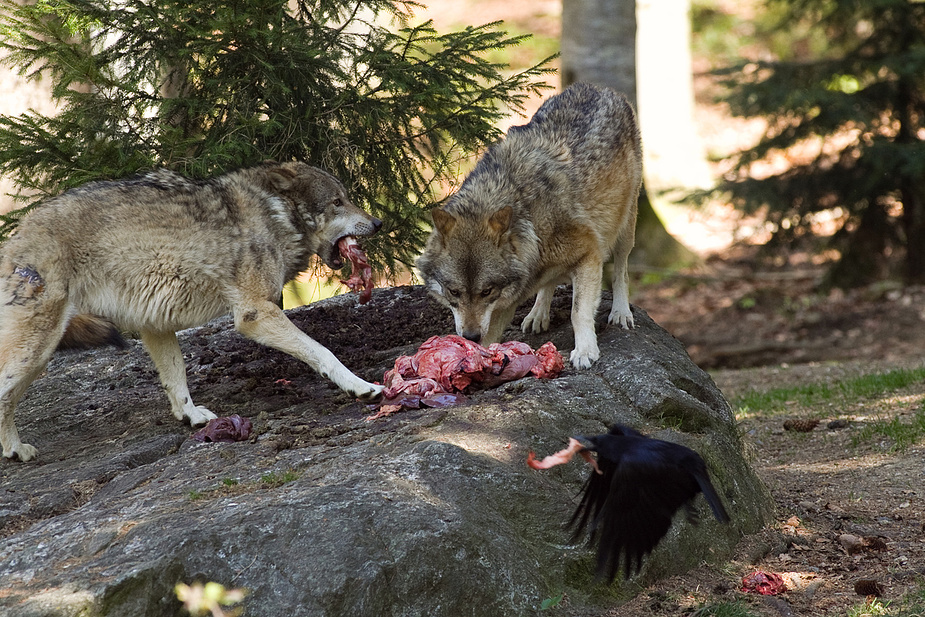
xmin=337 ymin=236 xmax=373 ymax=304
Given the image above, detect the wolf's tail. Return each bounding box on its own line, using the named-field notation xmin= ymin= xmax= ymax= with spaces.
xmin=58 ymin=314 xmax=127 ymax=351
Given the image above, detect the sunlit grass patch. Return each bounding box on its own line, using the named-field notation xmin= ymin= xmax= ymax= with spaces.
xmin=734 ymin=367 xmax=925 ymax=416
xmin=851 ymin=406 xmax=925 ymax=453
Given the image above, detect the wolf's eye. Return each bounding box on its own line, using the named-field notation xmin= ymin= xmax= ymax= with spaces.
xmin=480 ymin=287 xmax=493 ymax=298
xmin=446 ymin=287 xmax=460 ymax=298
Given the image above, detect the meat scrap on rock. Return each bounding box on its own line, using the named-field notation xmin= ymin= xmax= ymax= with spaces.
xmin=368 ymin=335 xmax=565 ymax=419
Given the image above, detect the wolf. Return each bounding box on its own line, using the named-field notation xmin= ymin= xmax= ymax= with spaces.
xmin=0 ymin=161 xmax=384 ymax=462
xmin=416 ymin=83 xmax=643 ymax=369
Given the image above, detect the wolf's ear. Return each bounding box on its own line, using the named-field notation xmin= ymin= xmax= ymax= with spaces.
xmin=266 ymin=166 xmax=297 ymax=192
xmin=431 ymin=208 xmax=457 ymax=238
xmin=488 ymin=206 xmax=512 ymax=235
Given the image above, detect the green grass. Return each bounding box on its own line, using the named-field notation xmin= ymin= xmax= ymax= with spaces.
xmin=851 ymin=408 xmax=925 ymax=452
xmin=734 ymin=367 xmax=925 ymax=414
xmin=689 ymin=600 xmax=758 ymax=617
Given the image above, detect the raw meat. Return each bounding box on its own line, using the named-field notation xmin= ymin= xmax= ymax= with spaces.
xmin=526 ymin=438 xmax=601 ymax=475
xmin=338 ymin=236 xmax=373 ymax=304
xmin=741 ymin=571 xmax=786 ymax=595
xmin=371 ymin=335 xmax=564 ymax=418
xmin=192 ymin=414 xmax=253 ymax=443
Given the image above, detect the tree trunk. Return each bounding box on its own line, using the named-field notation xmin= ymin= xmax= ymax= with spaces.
xmin=636 ymin=0 xmax=711 ymax=191
xmin=561 ymin=0 xmax=696 ymax=269
xmin=897 ymin=79 xmax=925 ymax=283
xmin=823 ymin=201 xmax=892 ymax=289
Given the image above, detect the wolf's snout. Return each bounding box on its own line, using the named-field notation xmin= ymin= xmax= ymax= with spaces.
xmin=461 ymin=330 xmax=481 ymax=344
xmin=371 ymin=217 xmax=383 ymax=232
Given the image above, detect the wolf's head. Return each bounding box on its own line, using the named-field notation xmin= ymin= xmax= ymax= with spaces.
xmin=262 ymin=162 xmax=382 ymax=270
xmin=416 ymin=205 xmax=534 ymax=345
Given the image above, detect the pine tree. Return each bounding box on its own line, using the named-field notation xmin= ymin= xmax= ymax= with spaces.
xmin=0 ymin=0 xmax=553 ymax=280
xmin=711 ymin=0 xmax=925 ymax=287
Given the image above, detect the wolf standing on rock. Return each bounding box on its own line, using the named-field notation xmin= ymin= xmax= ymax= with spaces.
xmin=417 ymin=83 xmax=643 ymax=369
xmin=0 ymin=161 xmax=384 ymax=462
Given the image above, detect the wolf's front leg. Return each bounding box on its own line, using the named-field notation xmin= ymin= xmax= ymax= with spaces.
xmin=141 ymin=330 xmax=217 ymax=426
xmin=522 ymin=284 xmax=556 ymax=334
xmin=234 ymin=301 xmax=383 ymax=402
xmin=569 ymin=261 xmax=604 ymax=369
xmin=480 ymin=303 xmax=518 ymax=346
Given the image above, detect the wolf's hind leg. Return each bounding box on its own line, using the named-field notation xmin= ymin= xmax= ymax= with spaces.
xmin=608 ymin=224 xmax=635 ymax=329
xmin=140 ymin=330 xmax=217 ymax=427
xmin=0 ymin=352 xmax=51 ymax=461
xmin=522 ymin=284 xmax=555 ymax=334
xmin=0 ymin=264 xmax=69 ymax=461
xmin=234 ymin=300 xmax=384 ymax=402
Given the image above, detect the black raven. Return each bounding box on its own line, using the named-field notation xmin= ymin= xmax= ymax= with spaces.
xmin=528 ymin=424 xmax=730 ymax=581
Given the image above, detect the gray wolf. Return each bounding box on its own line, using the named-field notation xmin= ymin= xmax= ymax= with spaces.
xmin=0 ymin=161 xmax=383 ymax=462
xmin=416 ymin=83 xmax=643 ymax=368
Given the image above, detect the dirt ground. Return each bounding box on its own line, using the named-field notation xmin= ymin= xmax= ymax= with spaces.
xmin=601 ymin=258 xmax=925 ymax=617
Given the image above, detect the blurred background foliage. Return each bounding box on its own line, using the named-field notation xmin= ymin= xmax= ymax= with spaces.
xmin=692 ymin=0 xmax=925 ymax=288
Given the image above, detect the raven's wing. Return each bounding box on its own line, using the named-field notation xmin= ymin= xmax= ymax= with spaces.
xmin=570 ymin=439 xmax=699 ymax=581
xmin=683 ymin=452 xmax=731 ymax=523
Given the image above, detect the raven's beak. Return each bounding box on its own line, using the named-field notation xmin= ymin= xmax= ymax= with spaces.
xmin=573 ymin=436 xmax=595 ymax=451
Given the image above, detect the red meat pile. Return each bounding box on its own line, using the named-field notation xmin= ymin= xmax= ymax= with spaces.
xmin=337 ymin=236 xmax=373 ymax=304
xmin=741 ymin=571 xmax=786 ymax=595
xmin=370 ymin=335 xmax=565 ymax=419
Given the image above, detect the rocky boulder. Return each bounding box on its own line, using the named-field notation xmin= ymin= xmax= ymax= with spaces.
xmin=0 ymin=286 xmax=773 ymax=616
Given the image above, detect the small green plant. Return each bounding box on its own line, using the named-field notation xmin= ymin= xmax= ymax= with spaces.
xmin=260 ymin=470 xmax=301 ymax=488
xmin=176 ymin=581 xmax=246 ymax=617
xmin=221 ymin=478 xmax=239 ymax=487
xmin=846 ymin=597 xmax=891 ymax=617
xmin=539 ymin=592 xmax=564 ymax=611
xmin=188 ymin=490 xmax=204 ymax=501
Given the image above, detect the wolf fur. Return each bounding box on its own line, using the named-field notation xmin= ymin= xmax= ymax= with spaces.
xmin=0 ymin=161 xmax=384 ymax=462
xmin=416 ymin=83 xmax=643 ymax=369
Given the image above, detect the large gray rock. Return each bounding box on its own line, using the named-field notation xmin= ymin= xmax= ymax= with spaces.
xmin=0 ymin=286 xmax=772 ymax=616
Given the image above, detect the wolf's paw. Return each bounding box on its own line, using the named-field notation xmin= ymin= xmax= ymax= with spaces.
xmin=570 ymin=345 xmax=600 ymax=370
xmin=184 ymin=405 xmax=218 ymax=427
xmin=354 ymin=382 xmax=385 ymax=403
xmin=521 ymin=310 xmax=551 ymax=334
xmin=608 ymin=307 xmax=635 ymax=329
xmin=3 ymin=441 xmax=38 ymax=462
